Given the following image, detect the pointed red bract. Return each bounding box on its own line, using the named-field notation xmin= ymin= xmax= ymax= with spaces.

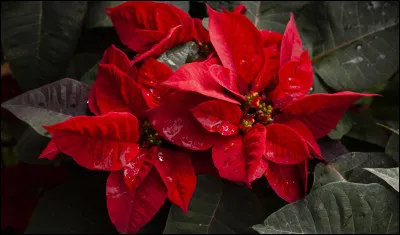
xmin=101 ymin=45 xmax=135 ymax=75
xmin=123 ymin=147 xmax=156 ymax=191
xmin=260 ymin=30 xmax=283 ymax=48
xmin=92 ymin=64 xmax=147 ymax=115
xmin=208 ymin=64 xmax=245 ymax=99
xmin=147 ymin=92 xmax=222 ymax=151
xmin=136 ymin=58 xmax=174 ymax=108
xmin=190 ymin=99 xmax=242 ymax=136
xmin=153 ymin=148 xmax=196 ymax=213
xmin=106 ymin=169 xmax=167 ymax=234
xmin=207 ymin=6 xmax=264 ymax=85
xmin=280 ymin=13 xmax=303 ymax=65
xmin=251 ymin=46 xmax=281 ymax=92
xmin=264 ymin=160 xmax=308 ymax=203
xmin=107 ymin=2 xmax=192 ymax=54
xmin=212 ymin=135 xmax=248 ymax=184
xmin=38 ymin=139 xmax=61 ymax=160
xmin=279 ymin=92 xmax=378 ymax=139
xmin=192 ymin=18 xmax=210 ymax=43
xmin=243 ymin=124 xmax=268 ymax=182
xmin=271 ymin=50 xmax=313 ymax=108
xmin=44 ymin=112 xmax=140 ymax=171
xmin=161 ymin=62 xmax=239 ymax=104
xmin=280 ymin=119 xmax=323 ymax=159
xmin=264 ymin=124 xmax=309 ymax=164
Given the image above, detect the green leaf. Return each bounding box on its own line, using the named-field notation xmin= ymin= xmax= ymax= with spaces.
xmin=157 ymin=41 xmax=200 ymax=71
xmin=312 ymin=163 xmax=346 ymax=190
xmin=331 ymin=152 xmax=397 ymax=184
xmin=327 ymin=113 xmax=353 ymax=140
xmin=83 ymin=1 xmax=125 ymax=28
xmin=163 ymin=175 xmax=264 ymax=234
xmin=80 ymin=63 xmax=98 ymax=87
xmin=160 ymin=1 xmax=190 ymax=12
xmin=1 ymin=1 xmax=88 ymax=90
xmin=242 ymin=1 xmax=312 ymax=32
xmin=317 ymin=137 xmax=349 ymax=162
xmin=364 ymin=167 xmax=399 ymax=192
xmin=252 ymin=181 xmax=399 ymax=234
xmin=207 ymin=1 xmax=241 ymax=11
xmin=1 ymin=78 xmax=91 ymax=137
xmin=345 ymin=112 xmax=389 ymax=148
xmin=386 ymin=134 xmax=399 ymax=164
xmin=64 ymin=53 xmax=103 ymax=80
xmin=25 ymin=169 xmax=118 ymax=233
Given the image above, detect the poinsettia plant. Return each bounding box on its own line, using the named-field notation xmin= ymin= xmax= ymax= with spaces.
xmin=1 ymin=1 xmax=399 ymax=234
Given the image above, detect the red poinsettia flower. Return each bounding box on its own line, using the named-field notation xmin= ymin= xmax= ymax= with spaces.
xmin=147 ymin=7 xmax=376 ymax=202
xmin=38 ymin=45 xmax=204 ymax=234
xmin=107 ymin=1 xmax=209 ymax=63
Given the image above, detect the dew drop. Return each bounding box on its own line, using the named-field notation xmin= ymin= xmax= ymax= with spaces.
xmin=240 ymin=59 xmax=246 ymax=65
xmin=166 ymin=176 xmax=173 ymax=183
xmin=87 ymin=100 xmax=89 ymax=104
xmin=355 ymin=44 xmax=363 ymax=50
xmin=288 ymin=77 xmax=292 ymax=81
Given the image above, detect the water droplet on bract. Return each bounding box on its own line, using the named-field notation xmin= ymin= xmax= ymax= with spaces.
xmin=309 ymin=87 xmax=314 ymax=92
xmin=87 ymin=100 xmax=89 ymax=104
xmin=355 ymin=44 xmax=362 ymax=50
xmin=166 ymin=176 xmax=173 ymax=183
xmin=288 ymin=77 xmax=292 ymax=81
xmin=240 ymin=59 xmax=246 ymax=65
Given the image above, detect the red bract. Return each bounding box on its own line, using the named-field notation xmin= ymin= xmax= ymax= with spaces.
xmin=107 ymin=1 xmax=208 ymax=63
xmin=151 ymin=6 xmax=377 ymax=202
xmin=38 ymin=44 xmax=203 ymax=233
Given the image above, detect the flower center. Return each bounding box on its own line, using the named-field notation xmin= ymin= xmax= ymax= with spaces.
xmin=240 ymin=91 xmax=275 ymax=132
xmin=140 ymin=120 xmax=163 ymax=148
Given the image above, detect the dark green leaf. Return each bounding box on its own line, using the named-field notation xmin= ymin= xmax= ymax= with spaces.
xmin=163 ymin=1 xmax=190 ymax=12
xmin=25 ymin=169 xmax=118 ymax=234
xmin=163 ymin=175 xmax=264 ymax=234
xmin=64 ymin=53 xmax=103 ymax=80
xmin=157 ymin=41 xmax=200 ymax=71
xmin=364 ymin=167 xmax=399 ymax=192
xmin=252 ymin=181 xmax=399 ymax=234
xmin=207 ymin=1 xmax=241 ymax=11
xmin=83 ymin=1 xmax=125 ymax=28
xmin=331 ymin=152 xmax=397 ymax=184
xmin=327 ymin=113 xmax=353 ymax=140
xmin=80 ymin=63 xmax=98 ymax=87
xmin=317 ymin=137 xmax=349 ymax=162
xmin=345 ymin=112 xmax=389 ymax=148
xmin=312 ymin=163 xmax=346 ymax=190
xmin=1 ymin=1 xmax=88 ymax=90
xmin=386 ymin=134 xmax=399 ymax=164
xmin=1 ymin=78 xmax=90 ymax=137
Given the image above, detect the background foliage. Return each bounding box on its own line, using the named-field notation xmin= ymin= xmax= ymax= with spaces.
xmin=1 ymin=1 xmax=398 ymax=234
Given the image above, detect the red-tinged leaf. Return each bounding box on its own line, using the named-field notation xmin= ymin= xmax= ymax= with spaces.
xmin=264 ymin=123 xmax=309 ymax=164
xmin=92 ymin=64 xmax=147 ymax=114
xmin=137 ymin=58 xmax=174 ymax=108
xmin=208 ymin=64 xmax=246 ymax=99
xmin=38 ymin=139 xmax=60 ymax=160
xmin=280 ymin=12 xmax=302 ymax=65
xmin=264 ymin=160 xmax=308 ymax=202
xmin=161 ymin=62 xmax=239 ymax=104
xmin=260 ymin=30 xmax=283 ymax=48
xmin=106 ymin=169 xmax=167 ymax=234
xmin=107 ymin=2 xmax=185 ymax=53
xmin=100 ymin=45 xmax=135 ymax=75
xmin=153 ymin=148 xmax=196 ymax=213
xmin=147 ymin=91 xmax=222 ymax=151
xmin=207 ymin=6 xmax=264 ymax=85
xmin=212 ymin=136 xmax=248 ymax=184
xmin=271 ymin=50 xmax=313 ymax=108
xmin=243 ymin=124 xmax=268 ymax=182
xmin=192 ymin=18 xmax=210 ymax=43
xmin=123 ymin=147 xmax=156 ymax=191
xmin=279 ymin=92 xmax=378 ymax=139
xmin=251 ymin=46 xmax=280 ymax=92
xmin=189 ymin=150 xmax=219 ymax=176
xmin=190 ymin=99 xmax=242 ymax=136
xmin=280 ymin=119 xmax=323 ymax=160
xmin=132 ymin=25 xmax=192 ymax=63
xmin=44 ymin=112 xmax=140 ymax=171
